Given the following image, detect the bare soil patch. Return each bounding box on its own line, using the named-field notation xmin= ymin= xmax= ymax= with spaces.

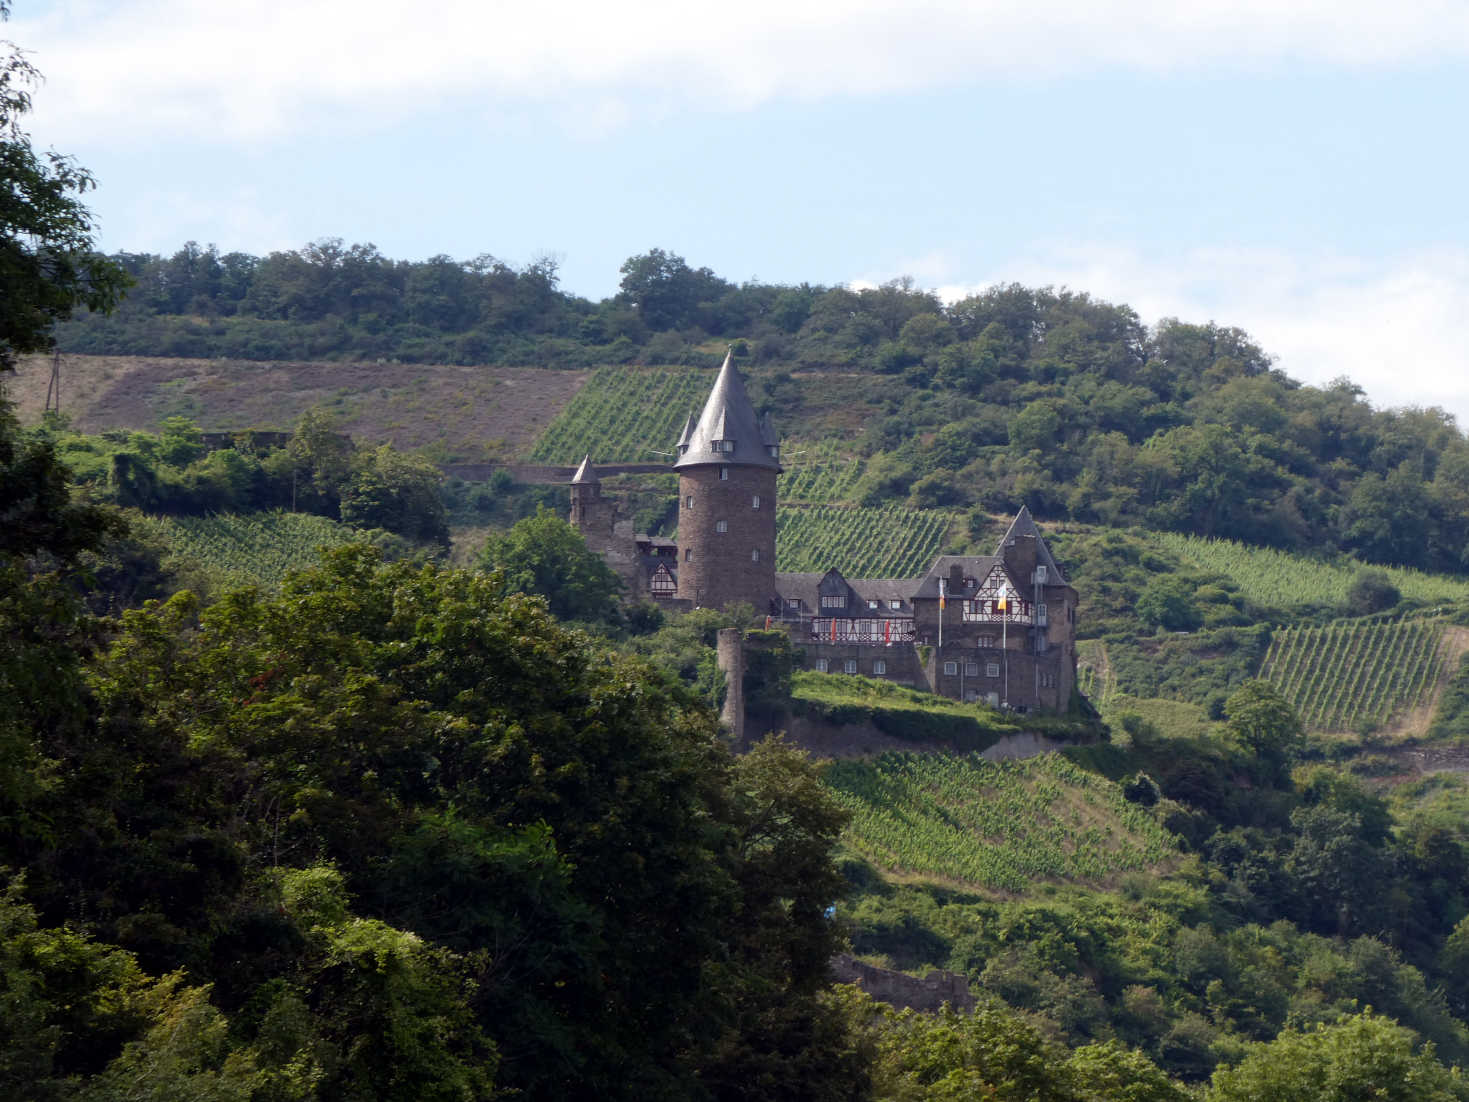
xmin=5 ymin=354 xmax=589 ymax=462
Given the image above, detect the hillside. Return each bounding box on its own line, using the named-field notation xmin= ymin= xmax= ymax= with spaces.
xmin=6 ymin=353 xmax=587 ymax=461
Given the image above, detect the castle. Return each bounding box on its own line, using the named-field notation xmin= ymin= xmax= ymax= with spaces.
xmin=570 ymin=351 xmax=1079 ymax=713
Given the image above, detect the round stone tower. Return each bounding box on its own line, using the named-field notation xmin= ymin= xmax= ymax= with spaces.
xmin=674 ymin=350 xmax=780 ymax=611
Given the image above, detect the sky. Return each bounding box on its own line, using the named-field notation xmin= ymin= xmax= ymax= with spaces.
xmin=8 ymin=0 xmax=1469 ymax=424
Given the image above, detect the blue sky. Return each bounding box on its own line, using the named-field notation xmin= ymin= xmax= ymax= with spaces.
xmin=10 ymin=1 xmax=1469 ymax=422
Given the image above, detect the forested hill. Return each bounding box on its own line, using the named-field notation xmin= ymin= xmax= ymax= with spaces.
xmin=56 ymin=240 xmax=1469 ymax=575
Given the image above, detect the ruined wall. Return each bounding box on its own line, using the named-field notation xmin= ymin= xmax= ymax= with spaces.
xmin=831 ymin=954 xmax=975 ymax=1013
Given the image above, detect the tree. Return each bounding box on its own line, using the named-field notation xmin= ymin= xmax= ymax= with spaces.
xmin=1136 ymin=576 xmax=1202 ymax=632
xmin=481 ymin=505 xmax=623 ymax=623
xmin=341 ymin=444 xmax=450 ymax=545
xmin=617 ymin=248 xmax=729 ymax=332
xmin=1 ymin=2 xmax=128 ymax=368
xmin=1206 ymin=1011 xmax=1469 ymax=1102
xmin=1223 ymin=680 xmax=1302 ymax=774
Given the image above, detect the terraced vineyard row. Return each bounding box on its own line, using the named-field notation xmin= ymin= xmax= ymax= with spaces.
xmin=1259 ymin=616 xmax=1448 ymax=732
xmin=528 ymin=366 xmax=715 ymax=464
xmin=133 ymin=511 xmax=372 ymax=590
xmin=775 ymin=504 xmax=953 ymax=578
xmin=824 ymin=752 xmax=1179 ymax=891
xmin=777 ymin=439 xmax=866 ymax=503
xmin=1154 ymin=531 xmax=1469 ymax=610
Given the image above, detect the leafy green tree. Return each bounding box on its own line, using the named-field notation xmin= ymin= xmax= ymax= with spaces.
xmin=0 ymin=2 xmax=128 ymax=369
xmin=341 ymin=444 xmax=449 ymax=545
xmin=1345 ymin=566 xmax=1401 ymax=615
xmin=1206 ymin=1011 xmax=1469 ymax=1102
xmin=481 ymin=505 xmax=623 ymax=623
xmin=1223 ymin=680 xmax=1302 ymax=775
xmin=1136 ymin=576 xmax=1202 ymax=632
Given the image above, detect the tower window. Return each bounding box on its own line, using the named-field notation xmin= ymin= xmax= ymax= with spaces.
xmin=752 ymin=494 xmax=761 ymax=509
xmin=720 ymin=466 xmax=729 ymax=480
xmin=751 ymin=549 xmax=760 ymax=562
xmin=685 ymin=495 xmax=694 ymax=509
xmin=715 ymin=520 xmax=728 ymax=533
xmin=684 ymin=548 xmax=692 ymax=561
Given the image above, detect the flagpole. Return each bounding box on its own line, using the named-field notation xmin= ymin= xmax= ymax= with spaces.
xmin=1001 ymin=581 xmax=1009 ymax=709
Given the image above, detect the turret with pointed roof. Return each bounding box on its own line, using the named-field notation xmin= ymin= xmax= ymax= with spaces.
xmin=674 ymin=349 xmax=782 ymax=472
xmin=674 ymin=349 xmax=779 ymax=610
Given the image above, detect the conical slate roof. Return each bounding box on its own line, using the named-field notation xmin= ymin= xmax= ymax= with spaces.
xmin=570 ymin=455 xmax=599 ymax=485
xmin=995 ymin=505 xmax=1066 ymax=584
xmin=673 ymin=349 xmax=781 ymax=471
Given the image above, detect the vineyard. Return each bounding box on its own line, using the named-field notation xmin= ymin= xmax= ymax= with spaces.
xmin=1258 ymin=616 xmax=1449 ymax=732
xmin=133 ymin=511 xmax=372 ymax=590
xmin=776 ymin=504 xmax=954 ymax=577
xmin=824 ymin=752 xmax=1179 ymax=891
xmin=777 ymin=439 xmax=867 ymax=503
xmin=1153 ymin=531 xmax=1469 ymax=610
xmin=528 ymin=366 xmax=714 ymax=464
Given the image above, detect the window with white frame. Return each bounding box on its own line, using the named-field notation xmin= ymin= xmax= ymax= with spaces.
xmin=719 ymin=466 xmax=730 ymax=480
xmin=978 ymin=635 xmax=996 ymax=648
xmin=752 ymin=494 xmax=761 ymax=509
xmin=715 ymin=519 xmax=728 ymax=533
xmin=868 ymin=599 xmax=878 ymax=610
xmin=820 ymin=595 xmax=844 ymax=609
xmin=843 ymin=659 xmax=858 ymax=675
xmin=965 ymin=661 xmax=980 ymax=677
xmin=814 ymin=658 xmax=828 ymax=672
xmin=986 ymin=662 xmax=1000 ymax=677
xmin=942 ymin=660 xmax=958 ymax=676
xmin=751 ymin=549 xmax=760 ymax=562
xmin=873 ymin=659 xmax=887 ymax=675
xmin=889 ymin=599 xmax=902 ymax=610
xmin=787 ymin=597 xmax=801 ymax=610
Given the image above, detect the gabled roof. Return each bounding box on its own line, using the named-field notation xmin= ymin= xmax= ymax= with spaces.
xmin=673 ymin=349 xmax=781 ymax=472
xmin=775 ymin=572 xmax=920 ymax=616
xmin=995 ymin=505 xmax=1067 ymax=584
xmin=911 ymin=555 xmax=1011 ymax=601
xmin=571 ymin=455 xmax=599 ymax=485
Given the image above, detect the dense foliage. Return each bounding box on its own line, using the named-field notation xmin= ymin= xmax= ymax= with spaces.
xmin=37 ymin=410 xmax=448 ymax=545
xmin=1 ymin=516 xmax=865 ymax=1098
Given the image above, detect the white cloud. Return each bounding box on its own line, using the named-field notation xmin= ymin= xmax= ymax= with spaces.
xmin=921 ymin=244 xmax=1469 ymax=427
xmin=11 ymin=0 xmax=1469 ymax=145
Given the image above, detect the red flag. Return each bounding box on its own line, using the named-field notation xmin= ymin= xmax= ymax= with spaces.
xmin=884 ymin=619 xmax=891 ymax=644
xmin=830 ymin=618 xmax=838 ymax=642
xmin=764 ymin=615 xmax=772 ymax=629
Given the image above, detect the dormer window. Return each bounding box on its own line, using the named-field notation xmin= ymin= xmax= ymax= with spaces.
xmin=820 ymin=595 xmax=845 ymax=609
xmin=713 ymin=440 xmax=735 ymax=453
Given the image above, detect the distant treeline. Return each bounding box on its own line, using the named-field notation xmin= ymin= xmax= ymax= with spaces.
xmin=57 ymin=239 xmax=1469 ymax=575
